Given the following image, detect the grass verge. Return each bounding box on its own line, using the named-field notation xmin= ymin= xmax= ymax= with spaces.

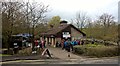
xmin=0 ymin=54 xmax=12 ymax=56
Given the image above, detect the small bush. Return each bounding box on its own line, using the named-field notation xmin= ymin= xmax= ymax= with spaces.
xmin=36 ymin=48 xmax=42 ymax=54
xmin=74 ymin=46 xmax=86 ymax=54
xmin=18 ymin=48 xmax=32 ymax=56
xmin=17 ymin=48 xmax=43 ymax=56
xmin=73 ymin=44 xmax=119 ymax=57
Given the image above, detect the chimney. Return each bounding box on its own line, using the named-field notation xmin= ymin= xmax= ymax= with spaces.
xmin=60 ymin=20 xmax=68 ymax=25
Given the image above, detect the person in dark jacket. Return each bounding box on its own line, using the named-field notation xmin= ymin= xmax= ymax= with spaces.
xmin=65 ymin=39 xmax=71 ymax=57
xmin=81 ymin=40 xmax=84 ymax=45
xmin=56 ymin=41 xmax=59 ymax=47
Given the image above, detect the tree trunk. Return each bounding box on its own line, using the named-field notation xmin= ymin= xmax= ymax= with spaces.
xmin=32 ymin=25 xmax=35 ymax=51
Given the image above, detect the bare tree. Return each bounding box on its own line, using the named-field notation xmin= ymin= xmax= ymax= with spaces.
xmin=2 ymin=2 xmax=24 ymax=53
xmin=2 ymin=1 xmax=49 ymax=53
xmin=98 ymin=13 xmax=115 ymax=37
xmin=91 ymin=13 xmax=116 ymax=40
xmin=98 ymin=13 xmax=115 ymax=28
xmin=75 ymin=11 xmax=88 ymax=31
xmin=28 ymin=2 xmax=48 ymax=49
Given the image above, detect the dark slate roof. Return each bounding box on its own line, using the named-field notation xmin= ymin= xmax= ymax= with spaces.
xmin=40 ymin=24 xmax=86 ymax=36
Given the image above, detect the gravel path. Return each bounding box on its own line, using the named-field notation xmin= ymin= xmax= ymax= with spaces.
xmin=48 ymin=47 xmax=83 ymax=59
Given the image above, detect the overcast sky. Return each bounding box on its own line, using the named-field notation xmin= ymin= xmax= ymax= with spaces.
xmin=8 ymin=0 xmax=120 ymax=22
xmin=33 ymin=0 xmax=119 ymax=22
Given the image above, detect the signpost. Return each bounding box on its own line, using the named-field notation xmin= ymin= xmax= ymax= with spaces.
xmin=41 ymin=48 xmax=52 ymax=58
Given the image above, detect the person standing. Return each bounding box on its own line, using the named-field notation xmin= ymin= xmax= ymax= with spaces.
xmin=81 ymin=40 xmax=84 ymax=45
xmin=77 ymin=40 xmax=80 ymax=45
xmin=56 ymin=41 xmax=59 ymax=47
xmin=34 ymin=39 xmax=38 ymax=47
xmin=39 ymin=40 xmax=42 ymax=48
xmin=41 ymin=39 xmax=46 ymax=48
xmin=65 ymin=39 xmax=71 ymax=57
xmin=61 ymin=39 xmax=65 ymax=50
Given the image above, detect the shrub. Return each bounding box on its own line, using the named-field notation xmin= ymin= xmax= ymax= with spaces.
xmin=73 ymin=44 xmax=119 ymax=57
xmin=17 ymin=48 xmax=43 ymax=56
xmin=18 ymin=48 xmax=32 ymax=56
xmin=73 ymin=46 xmax=86 ymax=54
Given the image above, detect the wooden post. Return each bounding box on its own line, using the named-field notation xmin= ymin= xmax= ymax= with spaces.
xmin=54 ymin=38 xmax=56 ymax=47
xmin=52 ymin=38 xmax=54 ymax=46
xmin=49 ymin=38 xmax=51 ymax=45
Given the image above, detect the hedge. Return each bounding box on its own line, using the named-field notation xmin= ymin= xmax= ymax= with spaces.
xmin=73 ymin=44 xmax=119 ymax=57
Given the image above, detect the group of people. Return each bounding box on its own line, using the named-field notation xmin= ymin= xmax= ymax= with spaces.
xmin=59 ymin=39 xmax=84 ymax=57
xmin=60 ymin=39 xmax=84 ymax=48
xmin=32 ymin=39 xmax=46 ymax=54
xmin=34 ymin=39 xmax=46 ymax=49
